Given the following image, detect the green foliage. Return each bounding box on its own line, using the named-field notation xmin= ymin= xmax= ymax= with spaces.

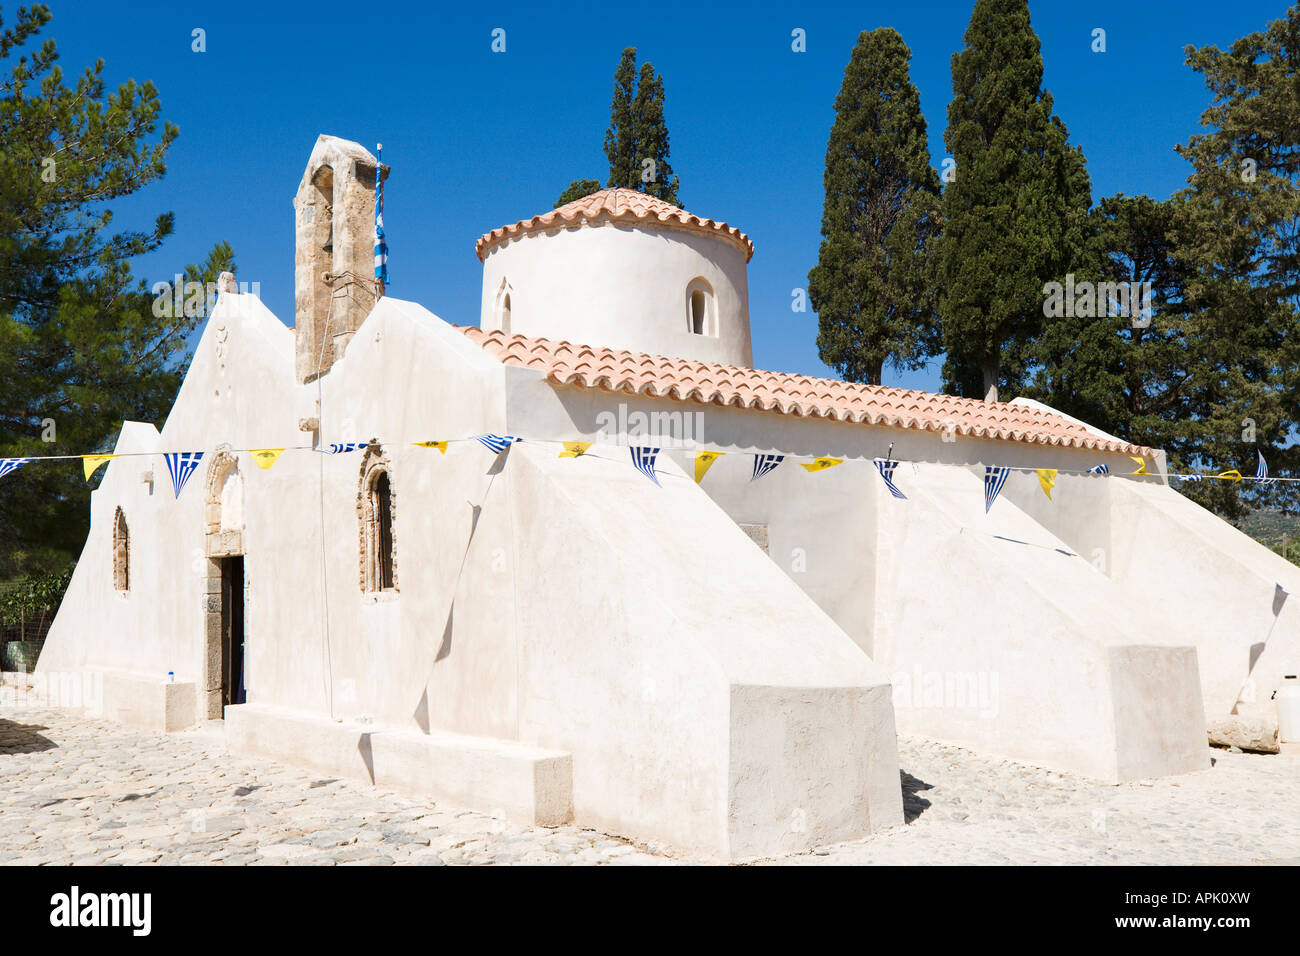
xmin=603 ymin=48 xmax=638 ymax=191
xmin=0 ymin=563 xmax=72 ymax=629
xmin=1026 ymin=7 xmax=1300 ymax=520
xmin=555 ymin=179 xmax=602 ymax=208
xmin=602 ymin=47 xmax=679 ymax=203
xmin=808 ymin=29 xmax=942 ymax=386
xmin=0 ymin=4 xmax=235 ymax=576
xmin=1167 ymin=6 xmax=1300 ymax=518
xmin=938 ymin=0 xmax=1092 ymax=401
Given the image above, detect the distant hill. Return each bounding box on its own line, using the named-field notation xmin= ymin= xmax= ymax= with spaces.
xmin=1233 ymin=509 xmax=1300 ymax=566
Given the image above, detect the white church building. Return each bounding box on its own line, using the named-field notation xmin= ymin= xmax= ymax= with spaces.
xmin=37 ymin=135 xmax=1299 ymax=860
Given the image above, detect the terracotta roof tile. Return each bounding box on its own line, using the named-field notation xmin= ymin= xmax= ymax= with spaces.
xmin=476 ymin=187 xmax=754 ymax=262
xmin=458 ymin=326 xmax=1155 ymax=457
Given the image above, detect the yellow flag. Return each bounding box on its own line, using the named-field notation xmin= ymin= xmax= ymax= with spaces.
xmin=1036 ymin=468 xmax=1057 ymax=499
xmin=83 ymin=455 xmax=117 ymax=481
xmin=412 ymin=441 xmax=448 ymax=454
xmin=1215 ymin=470 xmax=1242 ymax=483
xmin=558 ymin=441 xmax=592 ymax=458
xmin=694 ymin=450 xmax=723 ymax=483
xmin=800 ymin=457 xmax=844 ymax=473
xmin=249 ymin=448 xmax=285 ymax=470
xmin=1129 ymin=456 xmax=1148 ymax=475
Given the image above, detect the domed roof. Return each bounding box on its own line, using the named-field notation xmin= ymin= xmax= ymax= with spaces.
xmin=475 ymin=187 xmax=754 ymax=262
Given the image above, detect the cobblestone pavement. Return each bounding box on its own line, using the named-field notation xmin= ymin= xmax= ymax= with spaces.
xmin=0 ymin=708 xmax=670 ymax=866
xmin=3 ymin=706 xmax=1298 ymax=865
xmin=761 ymin=737 xmax=1300 ymax=866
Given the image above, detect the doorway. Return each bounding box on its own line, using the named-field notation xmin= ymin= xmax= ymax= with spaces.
xmin=220 ymin=556 xmax=246 ymax=707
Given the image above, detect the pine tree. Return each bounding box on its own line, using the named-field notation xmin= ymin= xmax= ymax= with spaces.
xmin=808 ymin=29 xmax=941 ymax=386
xmin=603 ymin=48 xmax=639 ymax=191
xmin=601 ymin=48 xmax=680 ymax=203
xmin=939 ymin=0 xmax=1092 ymax=401
xmin=1025 ymin=5 xmax=1300 ymax=520
xmin=555 ymin=179 xmax=602 ymax=208
xmin=0 ymin=5 xmax=235 ymax=575
xmin=1168 ymin=5 xmax=1300 ymax=517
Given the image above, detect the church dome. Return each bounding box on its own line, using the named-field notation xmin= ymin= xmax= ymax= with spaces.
xmin=476 ymin=187 xmax=754 ymax=262
xmin=477 ymin=188 xmax=754 ymax=367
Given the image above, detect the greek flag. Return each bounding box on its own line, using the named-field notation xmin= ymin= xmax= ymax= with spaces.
xmin=751 ymin=453 xmax=784 ymax=481
xmin=874 ymin=459 xmax=907 ymax=500
xmin=630 ymin=446 xmax=660 ymax=486
xmin=1257 ymin=450 xmax=1274 ymax=484
xmin=164 ymin=452 xmax=204 ymax=499
xmin=323 ymin=442 xmax=368 ymax=455
xmin=1087 ymin=464 xmax=1109 ymax=475
xmin=1176 ymin=473 xmax=1204 ymax=482
xmin=984 ymin=465 xmax=1010 ymax=513
xmin=473 ymin=434 xmax=519 ymax=456
xmin=0 ymin=457 xmax=31 ymax=480
xmin=374 ymin=145 xmax=388 ymax=286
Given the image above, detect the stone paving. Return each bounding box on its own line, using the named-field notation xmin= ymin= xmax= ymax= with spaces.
xmin=3 ymin=705 xmax=1298 ymax=865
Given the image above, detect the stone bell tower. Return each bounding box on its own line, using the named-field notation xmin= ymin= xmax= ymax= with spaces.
xmin=293 ymin=135 xmax=388 ymax=383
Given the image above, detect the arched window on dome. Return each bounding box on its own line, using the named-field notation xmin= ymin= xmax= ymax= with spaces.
xmin=686 ymin=278 xmax=716 ymax=336
xmin=495 ymin=279 xmax=514 ymax=334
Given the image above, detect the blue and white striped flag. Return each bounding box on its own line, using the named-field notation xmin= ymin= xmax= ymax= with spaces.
xmin=630 ymin=446 xmax=660 ymax=486
xmin=374 ymin=145 xmax=388 ymax=287
xmin=1257 ymin=450 xmax=1274 ymax=484
xmin=751 ymin=453 xmax=784 ymax=481
xmin=322 ymin=442 xmax=368 ymax=455
xmin=0 ymin=458 xmax=31 ymax=480
xmin=164 ymin=452 xmax=204 ymax=499
xmin=473 ymin=434 xmax=519 ymax=456
xmin=1087 ymin=464 xmax=1109 ymax=475
xmin=874 ymin=459 xmax=907 ymax=500
xmin=984 ymin=465 xmax=1010 ymax=513
xmin=1176 ymin=473 xmax=1204 ymax=482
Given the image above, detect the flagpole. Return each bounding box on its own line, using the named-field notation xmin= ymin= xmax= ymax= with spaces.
xmin=375 ymin=141 xmax=388 ymax=299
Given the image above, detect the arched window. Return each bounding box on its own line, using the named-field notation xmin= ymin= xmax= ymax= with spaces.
xmin=495 ymin=279 xmax=514 ymax=334
xmin=372 ymin=472 xmax=395 ymax=590
xmin=113 ymin=507 xmax=129 ymax=592
xmin=686 ymin=278 xmax=715 ymax=336
xmin=359 ymin=448 xmax=398 ymax=594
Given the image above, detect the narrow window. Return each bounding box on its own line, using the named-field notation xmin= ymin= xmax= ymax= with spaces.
xmin=496 ymin=279 xmax=513 ymax=333
xmin=686 ymin=279 xmax=715 ymax=336
xmin=691 ymin=290 xmax=707 ymax=334
xmin=113 ymin=507 xmax=130 ymax=592
xmin=374 ymin=472 xmax=394 ymax=591
xmin=361 ymin=459 xmax=398 ymax=595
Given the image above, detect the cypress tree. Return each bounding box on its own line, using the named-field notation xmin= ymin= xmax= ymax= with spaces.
xmin=631 ymin=60 xmax=679 ymax=203
xmin=808 ymin=28 xmax=941 ymax=386
xmin=601 ymin=48 xmax=680 ymax=202
xmin=603 ymin=48 xmax=639 ymax=191
xmin=939 ymin=0 xmax=1092 ymax=401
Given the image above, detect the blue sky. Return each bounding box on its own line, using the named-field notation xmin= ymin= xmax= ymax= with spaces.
xmin=38 ymin=0 xmax=1296 ymax=392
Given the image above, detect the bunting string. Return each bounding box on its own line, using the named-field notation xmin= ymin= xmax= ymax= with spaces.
xmin=2 ymin=437 xmax=1295 ymax=512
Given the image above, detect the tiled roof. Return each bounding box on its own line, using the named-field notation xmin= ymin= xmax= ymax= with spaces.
xmin=475 ymin=187 xmax=755 ymax=262
xmin=459 ymin=327 xmax=1155 ymax=457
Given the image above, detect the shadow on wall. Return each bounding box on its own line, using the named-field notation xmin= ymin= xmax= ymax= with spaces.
xmin=409 ymin=473 xmax=497 ymax=734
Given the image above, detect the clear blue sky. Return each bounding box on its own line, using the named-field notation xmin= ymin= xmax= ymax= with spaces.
xmin=39 ymin=0 xmax=1296 ymax=392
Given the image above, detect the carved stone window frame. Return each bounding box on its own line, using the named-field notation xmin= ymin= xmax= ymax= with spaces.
xmin=203 ymin=448 xmax=243 ymax=558
xmin=358 ymin=443 xmax=398 ymax=596
xmin=112 ymin=506 xmax=130 ymax=593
